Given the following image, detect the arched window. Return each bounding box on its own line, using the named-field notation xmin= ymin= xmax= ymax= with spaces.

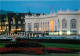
xmin=58 ymin=19 xmax=60 ymax=28
xmin=28 ymin=23 xmax=31 ymax=31
xmin=71 ymin=19 xmax=76 ymax=28
xmin=62 ymin=19 xmax=67 ymax=28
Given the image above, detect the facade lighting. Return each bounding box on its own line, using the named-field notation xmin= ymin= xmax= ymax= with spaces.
xmin=1 ymin=30 xmax=2 ymax=32
xmin=17 ymin=29 xmax=19 ymax=31
xmin=0 ymin=22 xmax=1 ymax=25
xmin=54 ymin=32 xmax=58 ymax=35
xmin=49 ymin=32 xmax=54 ymax=35
xmin=49 ymin=20 xmax=54 ymax=32
xmin=67 ymin=31 xmax=70 ymax=35
xmin=7 ymin=26 xmax=9 ymax=29
xmin=0 ymin=27 xmax=1 ymax=29
xmin=59 ymin=31 xmax=62 ymax=35
xmin=34 ymin=28 xmax=37 ymax=31
xmin=2 ymin=30 xmax=5 ymax=32
xmin=18 ymin=28 xmax=21 ymax=31
xmin=17 ymin=28 xmax=21 ymax=31
xmin=5 ymin=20 xmax=8 ymax=25
xmin=11 ymin=29 xmax=14 ymax=31
xmin=79 ymin=30 xmax=80 ymax=35
xmin=39 ymin=28 xmax=42 ymax=31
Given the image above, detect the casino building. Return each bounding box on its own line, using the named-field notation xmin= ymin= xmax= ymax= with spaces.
xmin=25 ymin=9 xmax=80 ymax=35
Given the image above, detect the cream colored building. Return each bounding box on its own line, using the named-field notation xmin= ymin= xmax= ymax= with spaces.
xmin=25 ymin=9 xmax=80 ymax=35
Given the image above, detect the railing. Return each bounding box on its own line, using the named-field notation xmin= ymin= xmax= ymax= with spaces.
xmin=0 ymin=33 xmax=80 ymax=40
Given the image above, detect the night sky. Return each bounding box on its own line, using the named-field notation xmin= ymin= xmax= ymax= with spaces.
xmin=0 ymin=0 xmax=80 ymax=14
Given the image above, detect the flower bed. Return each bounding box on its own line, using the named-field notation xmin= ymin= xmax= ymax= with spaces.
xmin=0 ymin=40 xmax=80 ymax=54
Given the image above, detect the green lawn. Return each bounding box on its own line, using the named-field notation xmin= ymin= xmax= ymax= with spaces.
xmin=0 ymin=43 xmax=6 ymax=47
xmin=40 ymin=43 xmax=80 ymax=49
xmin=0 ymin=43 xmax=11 ymax=47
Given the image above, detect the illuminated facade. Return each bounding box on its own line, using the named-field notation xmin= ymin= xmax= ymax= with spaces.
xmin=25 ymin=9 xmax=80 ymax=35
xmin=0 ymin=13 xmax=25 ymax=35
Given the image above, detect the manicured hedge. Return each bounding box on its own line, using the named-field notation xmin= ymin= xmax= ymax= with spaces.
xmin=16 ymin=39 xmax=80 ymax=44
xmin=5 ymin=40 xmax=44 ymax=48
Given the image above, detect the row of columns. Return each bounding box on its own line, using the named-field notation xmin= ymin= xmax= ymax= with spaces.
xmin=39 ymin=22 xmax=49 ymax=32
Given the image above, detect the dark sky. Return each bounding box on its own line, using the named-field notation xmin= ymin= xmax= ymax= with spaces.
xmin=0 ymin=0 xmax=80 ymax=14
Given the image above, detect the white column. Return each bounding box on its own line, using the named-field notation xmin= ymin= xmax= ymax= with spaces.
xmin=48 ymin=22 xmax=49 ymax=31
xmin=49 ymin=20 xmax=50 ymax=31
xmin=45 ymin=22 xmax=47 ymax=31
xmin=43 ymin=22 xmax=45 ymax=32
xmin=25 ymin=22 xmax=28 ymax=31
xmin=41 ymin=22 xmax=42 ymax=31
xmin=60 ymin=19 xmax=62 ymax=31
xmin=54 ymin=20 xmax=56 ymax=31
xmin=32 ymin=22 xmax=34 ymax=31
xmin=44 ymin=22 xmax=46 ymax=32
xmin=77 ymin=15 xmax=80 ymax=34
xmin=67 ymin=19 xmax=70 ymax=31
xmin=29 ymin=33 xmax=30 ymax=38
xmin=42 ymin=22 xmax=43 ymax=32
xmin=32 ymin=33 xmax=33 ymax=37
xmin=46 ymin=22 xmax=47 ymax=31
xmin=39 ymin=22 xmax=41 ymax=31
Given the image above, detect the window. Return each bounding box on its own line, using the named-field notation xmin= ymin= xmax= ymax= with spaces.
xmin=34 ymin=23 xmax=39 ymax=31
xmin=2 ymin=26 xmax=6 ymax=30
xmin=11 ymin=26 xmax=16 ymax=29
xmin=18 ymin=26 xmax=21 ymax=28
xmin=12 ymin=17 xmax=15 ymax=22
xmin=21 ymin=17 xmax=24 ymax=19
xmin=23 ymin=22 xmax=25 ymax=24
xmin=71 ymin=19 xmax=76 ymax=28
xmin=5 ymin=20 xmax=8 ymax=25
xmin=28 ymin=23 xmax=31 ymax=31
xmin=34 ymin=14 xmax=36 ymax=17
xmin=11 ymin=21 xmax=15 ymax=25
xmin=4 ymin=18 xmax=6 ymax=20
xmin=11 ymin=26 xmax=16 ymax=31
xmin=18 ymin=21 xmax=21 ymax=24
xmin=62 ymin=19 xmax=67 ymax=28
xmin=0 ymin=21 xmax=1 ymax=25
xmin=58 ymin=19 xmax=60 ymax=28
xmin=0 ymin=26 xmax=1 ymax=29
xmin=11 ymin=21 xmax=13 ymax=24
xmin=1 ymin=22 xmax=4 ymax=25
xmin=12 ymin=17 xmax=15 ymax=25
